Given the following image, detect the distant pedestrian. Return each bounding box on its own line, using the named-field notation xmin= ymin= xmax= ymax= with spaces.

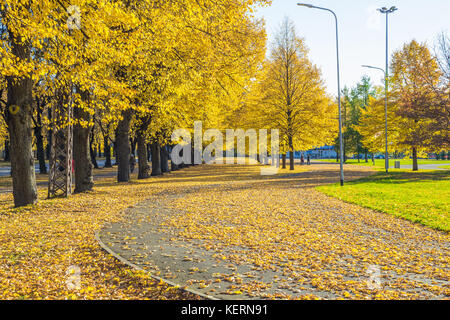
xmin=301 ymin=154 xmax=304 ymax=165
xmin=307 ymin=155 xmax=311 ymax=165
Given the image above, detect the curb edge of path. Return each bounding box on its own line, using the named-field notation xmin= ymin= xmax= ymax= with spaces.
xmin=94 ymin=226 xmax=220 ymax=301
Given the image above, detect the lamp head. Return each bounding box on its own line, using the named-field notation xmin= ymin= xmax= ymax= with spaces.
xmin=378 ymin=6 xmax=398 ymax=14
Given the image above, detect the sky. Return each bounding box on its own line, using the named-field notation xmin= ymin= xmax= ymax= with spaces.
xmin=254 ymin=0 xmax=450 ymax=96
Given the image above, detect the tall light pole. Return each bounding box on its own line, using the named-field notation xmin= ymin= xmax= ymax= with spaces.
xmin=362 ymin=65 xmax=387 ymax=171
xmin=297 ymin=3 xmax=345 ymax=186
xmin=378 ymin=6 xmax=398 ymax=173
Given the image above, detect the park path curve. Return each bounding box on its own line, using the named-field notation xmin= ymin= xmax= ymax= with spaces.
xmin=98 ymin=164 xmax=449 ymax=300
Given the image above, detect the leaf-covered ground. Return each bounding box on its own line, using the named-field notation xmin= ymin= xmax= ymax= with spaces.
xmin=99 ymin=164 xmax=450 ymax=300
xmin=0 ymin=164 xmax=310 ymax=299
xmin=1 ymin=163 xmax=448 ymax=300
xmin=0 ymin=168 xmax=200 ymax=300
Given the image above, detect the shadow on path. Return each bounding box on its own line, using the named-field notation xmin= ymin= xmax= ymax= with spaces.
xmin=97 ymin=164 xmax=449 ymax=300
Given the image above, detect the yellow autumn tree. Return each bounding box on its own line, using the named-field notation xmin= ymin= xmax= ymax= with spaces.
xmin=357 ymin=95 xmax=402 ymax=155
xmin=242 ymin=17 xmax=337 ymax=170
xmin=0 ymin=76 xmax=6 ymax=152
xmin=125 ymin=0 xmax=268 ymax=173
xmin=0 ymin=0 xmax=270 ymax=206
xmin=1 ymin=0 xmax=141 ymax=204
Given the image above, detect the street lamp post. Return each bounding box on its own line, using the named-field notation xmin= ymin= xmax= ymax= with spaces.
xmin=378 ymin=6 xmax=398 ymax=173
xmin=297 ymin=3 xmax=345 ymax=186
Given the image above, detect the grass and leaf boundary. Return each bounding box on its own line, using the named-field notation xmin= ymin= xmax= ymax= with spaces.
xmin=317 ymin=170 xmax=449 ymax=232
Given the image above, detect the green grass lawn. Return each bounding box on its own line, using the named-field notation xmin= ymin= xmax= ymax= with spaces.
xmin=317 ymin=170 xmax=450 ymax=232
xmin=316 ymin=159 xmax=450 ymax=170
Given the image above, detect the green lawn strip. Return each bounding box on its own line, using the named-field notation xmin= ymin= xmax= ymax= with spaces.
xmin=316 ymin=159 xmax=450 ymax=170
xmin=316 ymin=170 xmax=450 ymax=232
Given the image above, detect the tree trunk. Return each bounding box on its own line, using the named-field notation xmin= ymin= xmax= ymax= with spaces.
xmin=147 ymin=144 xmax=151 ymax=162
xmin=136 ymin=131 xmax=150 ymax=179
xmin=135 ymin=115 xmax=151 ymax=179
xmin=89 ymin=127 xmax=99 ymax=169
xmin=161 ymin=145 xmax=170 ymax=173
xmin=103 ymin=135 xmax=112 ymax=168
xmin=151 ymin=142 xmax=162 ymax=176
xmin=289 ymin=137 xmax=294 ymax=170
xmin=4 ymin=140 xmax=10 ymax=162
xmin=46 ymin=107 xmax=52 ymax=161
xmin=171 ymin=156 xmax=179 ymax=171
xmin=289 ymin=151 xmax=294 ymax=170
xmin=130 ymin=138 xmax=137 ymax=156
xmin=112 ymin=141 xmax=117 ymax=165
xmin=5 ymin=37 xmax=38 ymax=207
xmin=282 ymin=154 xmax=287 ymax=169
xmin=412 ymin=147 xmax=419 ymax=171
xmin=178 ymin=148 xmax=186 ymax=168
xmin=73 ymin=90 xmax=94 ymax=193
xmin=190 ymin=145 xmax=195 ymax=166
xmin=116 ymin=109 xmax=132 ymax=182
xmin=365 ymin=152 xmax=368 ymax=163
xmin=34 ymin=124 xmax=47 ymax=174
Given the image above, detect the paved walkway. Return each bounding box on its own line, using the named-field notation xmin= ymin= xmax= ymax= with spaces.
xmin=399 ymin=163 xmax=450 ymax=170
xmin=98 ymin=164 xmax=449 ymax=300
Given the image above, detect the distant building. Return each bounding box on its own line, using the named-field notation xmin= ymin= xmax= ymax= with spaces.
xmin=286 ymin=151 xmax=303 ymax=159
xmin=286 ymin=145 xmax=337 ymax=159
xmin=308 ymin=146 xmax=337 ymax=159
